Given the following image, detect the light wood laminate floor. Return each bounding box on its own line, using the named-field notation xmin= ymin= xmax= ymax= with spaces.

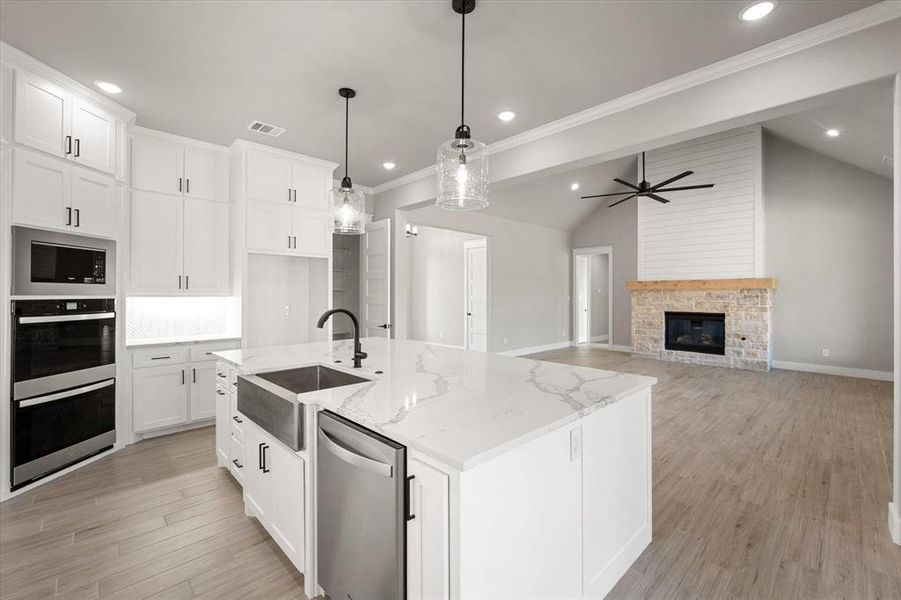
xmin=1 ymin=346 xmax=898 ymax=599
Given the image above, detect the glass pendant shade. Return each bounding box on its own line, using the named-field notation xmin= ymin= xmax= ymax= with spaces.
xmin=331 ymin=180 xmax=365 ymax=235
xmin=436 ymin=137 xmax=488 ymax=210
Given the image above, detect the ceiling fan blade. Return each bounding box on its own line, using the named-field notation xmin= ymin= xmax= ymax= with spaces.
xmin=580 ymin=191 xmax=638 ymax=199
xmin=651 ymin=170 xmax=693 ymax=190
xmin=607 ymin=194 xmax=637 ymax=208
xmin=654 ymin=183 xmax=715 ymax=192
xmin=646 ymin=193 xmax=670 ymax=204
xmin=613 ymin=178 xmax=641 ymax=191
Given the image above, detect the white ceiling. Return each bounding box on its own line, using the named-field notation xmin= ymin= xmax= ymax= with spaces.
xmin=763 ymin=80 xmax=894 ymax=179
xmin=0 ymin=0 xmax=877 ymax=187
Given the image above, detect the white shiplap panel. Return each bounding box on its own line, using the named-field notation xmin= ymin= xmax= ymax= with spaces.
xmin=638 ymin=127 xmax=763 ymax=280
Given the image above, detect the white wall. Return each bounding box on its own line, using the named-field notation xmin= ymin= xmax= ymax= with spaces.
xmin=407 ymin=225 xmax=483 ymax=347
xmin=639 ymin=127 xmax=764 ymax=280
xmin=765 ymin=133 xmax=893 ymax=373
xmin=400 ymin=206 xmax=571 ymax=353
xmin=590 ymin=254 xmax=609 ymax=340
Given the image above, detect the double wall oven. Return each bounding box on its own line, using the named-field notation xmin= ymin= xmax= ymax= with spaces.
xmin=10 ymin=227 xmax=118 ymax=490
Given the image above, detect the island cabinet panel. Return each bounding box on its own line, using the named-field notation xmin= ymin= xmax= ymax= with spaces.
xmin=214 ymin=384 xmax=230 ymax=467
xmin=407 ymin=458 xmax=450 ymax=600
xmin=582 ymin=389 xmax=652 ymax=599
xmin=458 ymin=423 xmax=582 ymax=599
xmin=244 ymin=422 xmax=273 ymax=522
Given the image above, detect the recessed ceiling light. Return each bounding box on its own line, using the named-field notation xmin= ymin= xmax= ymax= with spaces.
xmin=570 ymin=182 xmax=580 ymax=191
xmin=94 ymin=80 xmax=122 ymax=94
xmin=382 ymin=161 xmax=396 ymax=170
xmin=497 ymin=110 xmax=516 ymax=122
xmin=739 ymin=1 xmax=775 ymax=22
xmin=826 ymin=128 xmax=840 ymax=138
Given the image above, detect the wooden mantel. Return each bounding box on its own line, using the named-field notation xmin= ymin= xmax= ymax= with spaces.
xmin=626 ymin=278 xmax=778 ymax=291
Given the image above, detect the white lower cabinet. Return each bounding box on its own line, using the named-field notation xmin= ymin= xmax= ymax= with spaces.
xmin=132 ymin=364 xmax=188 ymax=432
xmin=243 ymin=420 xmax=306 ymax=571
xmin=189 ymin=362 xmax=218 ymax=420
xmin=407 ymin=458 xmax=451 ymax=600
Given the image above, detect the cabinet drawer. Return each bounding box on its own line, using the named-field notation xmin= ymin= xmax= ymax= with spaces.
xmin=229 ymin=433 xmax=245 ymax=486
xmin=215 ymin=364 xmax=230 ymax=386
xmin=132 ymin=347 xmax=188 ymax=368
xmin=191 ymin=340 xmax=240 ymax=363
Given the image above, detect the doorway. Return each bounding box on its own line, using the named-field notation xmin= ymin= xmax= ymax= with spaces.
xmin=464 ymin=239 xmax=488 ymax=351
xmin=573 ymin=246 xmax=613 ymax=349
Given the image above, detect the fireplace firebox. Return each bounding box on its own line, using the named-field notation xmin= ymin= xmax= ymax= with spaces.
xmin=664 ymin=312 xmax=725 ymax=355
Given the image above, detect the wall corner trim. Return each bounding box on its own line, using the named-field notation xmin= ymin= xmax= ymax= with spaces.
xmin=890 ymin=502 xmax=901 ymax=545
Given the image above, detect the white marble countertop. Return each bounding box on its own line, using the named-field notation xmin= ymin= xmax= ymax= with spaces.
xmin=214 ymin=338 xmax=656 ymax=471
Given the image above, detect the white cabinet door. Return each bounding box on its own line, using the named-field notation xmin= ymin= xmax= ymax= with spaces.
xmin=189 ymin=362 xmax=218 ymax=421
xmin=132 ymin=135 xmax=183 ymax=196
xmin=269 ymin=442 xmax=305 ymax=568
xmin=71 ymin=166 xmax=117 ymax=238
xmin=244 ymin=423 xmax=273 ymax=522
xmin=246 ymin=201 xmax=293 ymax=253
xmin=292 ymin=209 xmax=328 ymax=256
xmin=184 ymin=146 xmax=228 ymax=202
xmin=246 ymin=150 xmax=291 ymax=204
xmin=133 ymin=364 xmax=188 ymax=432
xmin=215 ymin=385 xmax=230 ymax=467
xmin=130 ymin=191 xmax=184 ymax=294
xmin=291 ymin=161 xmax=328 ymax=210
xmin=12 ymin=148 xmax=71 ymax=230
xmin=183 ymin=198 xmax=229 ymax=294
xmin=229 ymin=432 xmax=246 ymax=486
xmin=14 ymin=70 xmax=71 ymax=158
xmin=71 ymin=97 xmax=116 ymax=175
xmin=408 ymin=459 xmax=450 ymax=600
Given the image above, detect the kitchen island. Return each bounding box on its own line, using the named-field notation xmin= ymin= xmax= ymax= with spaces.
xmin=214 ymin=338 xmax=656 ymax=599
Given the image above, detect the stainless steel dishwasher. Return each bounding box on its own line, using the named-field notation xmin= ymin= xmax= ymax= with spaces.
xmin=317 ymin=410 xmax=410 ymax=600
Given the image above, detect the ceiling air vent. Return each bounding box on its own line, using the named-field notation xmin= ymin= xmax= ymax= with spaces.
xmin=246 ymin=120 xmax=285 ymax=137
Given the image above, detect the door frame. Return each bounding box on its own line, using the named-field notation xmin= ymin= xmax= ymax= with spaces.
xmin=363 ymin=218 xmax=392 ymax=338
xmin=463 ymin=238 xmax=490 ymax=351
xmin=572 ymin=245 xmax=613 ymax=350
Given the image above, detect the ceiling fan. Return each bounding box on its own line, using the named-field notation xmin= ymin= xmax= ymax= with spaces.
xmin=581 ymin=151 xmax=715 ymax=208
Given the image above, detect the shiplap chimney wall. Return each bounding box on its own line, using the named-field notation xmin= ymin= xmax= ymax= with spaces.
xmin=637 ymin=127 xmax=764 ymax=280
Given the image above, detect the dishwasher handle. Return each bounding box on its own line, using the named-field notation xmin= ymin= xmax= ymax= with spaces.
xmin=318 ymin=428 xmax=394 ymax=478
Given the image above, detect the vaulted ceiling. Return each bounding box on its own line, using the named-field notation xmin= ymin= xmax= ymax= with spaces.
xmin=0 ymin=0 xmax=877 ymax=187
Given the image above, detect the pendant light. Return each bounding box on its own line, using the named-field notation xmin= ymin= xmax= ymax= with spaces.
xmin=331 ymin=87 xmax=365 ymax=235
xmin=436 ymin=0 xmax=488 ymax=210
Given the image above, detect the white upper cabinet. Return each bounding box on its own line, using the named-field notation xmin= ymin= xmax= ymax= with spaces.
xmin=71 ymin=97 xmax=116 ymax=174
xmin=183 ymin=197 xmax=229 ymax=294
xmin=13 ymin=147 xmax=118 ymax=238
xmin=130 ymin=190 xmax=185 ymax=295
xmin=246 ymin=201 xmax=293 ymax=253
xmin=132 ymin=134 xmax=183 ymax=195
xmin=292 ymin=210 xmax=328 ymax=256
xmin=14 ymin=70 xmax=71 ymax=158
xmin=71 ymin=165 xmax=117 ymax=237
xmin=291 ymin=160 xmax=328 ymax=210
xmin=246 ymin=150 xmax=291 ymax=204
xmin=132 ymin=132 xmax=228 ymax=202
xmin=14 ymin=70 xmax=118 ymax=176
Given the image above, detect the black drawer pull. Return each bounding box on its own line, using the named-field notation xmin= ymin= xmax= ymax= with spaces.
xmin=232 ymin=415 xmax=243 ymax=424
xmin=216 ymin=390 xmax=225 ymax=396
xmin=232 ymin=459 xmax=243 ymax=469
xmin=150 ymin=355 xmax=171 ymax=361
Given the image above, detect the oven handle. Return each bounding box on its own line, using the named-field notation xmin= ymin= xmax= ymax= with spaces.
xmin=18 ymin=312 xmax=116 ymax=324
xmin=17 ymin=379 xmax=115 ymax=408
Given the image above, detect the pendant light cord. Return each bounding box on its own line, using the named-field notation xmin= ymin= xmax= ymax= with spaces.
xmin=460 ymin=9 xmax=465 ymax=128
xmin=345 ymin=96 xmax=349 ymax=180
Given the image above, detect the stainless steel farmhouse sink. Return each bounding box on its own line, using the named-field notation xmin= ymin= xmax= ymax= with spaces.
xmin=237 ymin=366 xmax=371 ymax=451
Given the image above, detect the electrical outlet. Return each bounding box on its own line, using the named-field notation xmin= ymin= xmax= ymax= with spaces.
xmin=570 ymin=427 xmax=582 ymax=461
xmin=822 ymin=348 xmax=830 ymax=358
xmin=284 ymin=305 xmax=290 ymax=316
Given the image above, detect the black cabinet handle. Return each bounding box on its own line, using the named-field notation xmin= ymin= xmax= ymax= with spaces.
xmin=258 ymin=442 xmax=265 ymax=470
xmin=73 ymin=138 xmax=80 ymax=157
xmin=179 ymin=177 xmax=183 ymax=192
xmin=292 ymin=189 xmax=297 ymax=203
xmin=405 ymin=475 xmax=416 ymax=521
xmin=192 ymin=368 xmax=196 ymax=383
xmin=182 ymin=370 xmax=186 ymax=385
xmin=292 ymin=236 xmax=296 ymax=249
xmin=217 ymin=372 xmax=226 ymax=378
xmin=232 ymin=459 xmax=243 ymax=469
xmin=178 ymin=275 xmax=182 ymax=290
xmin=216 ymin=389 xmax=225 ymax=396
xmin=74 ymin=208 xmax=80 ymax=228
xmin=150 ymin=355 xmax=171 ymax=361
xmin=185 ymin=275 xmax=189 ymax=290
xmin=232 ymin=381 xmax=237 ymax=387
xmin=232 ymin=415 xmax=243 ymax=423
xmin=65 ymin=135 xmax=72 ymax=155
xmin=262 ymin=444 xmax=270 ymax=473
xmin=288 ymin=188 xmax=291 ymax=202
xmin=186 ymin=179 xmax=190 ymax=194
xmin=66 ymin=206 xmax=72 ymax=226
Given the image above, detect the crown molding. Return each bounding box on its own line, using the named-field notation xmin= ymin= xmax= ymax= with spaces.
xmin=372 ymin=1 xmax=901 ymax=197
xmin=230 ymin=138 xmax=340 ymax=171
xmin=131 ymin=125 xmax=230 ymax=154
xmin=0 ymin=41 xmax=137 ymax=122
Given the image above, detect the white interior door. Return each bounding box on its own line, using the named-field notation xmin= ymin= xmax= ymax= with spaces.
xmin=576 ymin=255 xmax=590 ymax=344
xmin=464 ymin=240 xmax=488 ymax=352
xmin=363 ymin=219 xmax=391 ymax=338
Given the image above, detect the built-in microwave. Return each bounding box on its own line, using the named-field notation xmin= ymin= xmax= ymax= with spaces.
xmin=12 ymin=226 xmax=116 ymax=296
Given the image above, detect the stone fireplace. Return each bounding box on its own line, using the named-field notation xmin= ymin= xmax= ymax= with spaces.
xmin=628 ymin=278 xmax=776 ymax=371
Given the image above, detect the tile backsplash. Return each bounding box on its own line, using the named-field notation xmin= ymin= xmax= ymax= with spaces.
xmin=126 ymin=296 xmax=240 ymax=342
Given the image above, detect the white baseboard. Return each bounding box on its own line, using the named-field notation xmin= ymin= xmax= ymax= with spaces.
xmin=497 ymin=341 xmax=573 ymax=357
xmin=890 ymin=502 xmax=901 ymax=545
xmin=584 ymin=522 xmax=652 ymax=599
xmin=137 ymin=419 xmax=213 ymax=441
xmin=773 ymin=360 xmax=893 ymax=382
xmin=591 ymin=334 xmax=610 ymax=343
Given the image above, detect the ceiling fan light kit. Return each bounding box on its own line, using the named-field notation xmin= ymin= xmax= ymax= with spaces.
xmin=581 ymin=151 xmax=715 ymax=208
xmin=436 ymin=0 xmax=489 ymax=210
xmin=331 ymin=87 xmax=366 ymax=235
